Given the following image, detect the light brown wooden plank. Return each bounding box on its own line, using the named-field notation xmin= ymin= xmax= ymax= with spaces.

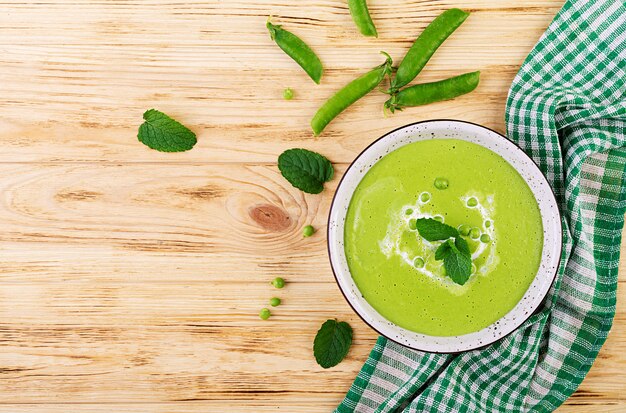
xmin=0 ymin=277 xmax=623 ymax=326
xmin=0 ymin=281 xmax=359 ymax=326
xmin=0 ymin=403 xmax=345 ymax=413
xmin=0 ymin=1 xmax=563 ymax=47
xmin=0 ymin=286 xmax=622 ymax=406
xmin=0 ymin=0 xmax=562 ymax=163
xmin=0 ymin=284 xmax=623 ymax=404
xmin=0 ymin=163 xmax=336 ymax=282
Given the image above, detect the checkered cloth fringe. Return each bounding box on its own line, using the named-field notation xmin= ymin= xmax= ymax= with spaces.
xmin=336 ymin=1 xmax=626 ymax=411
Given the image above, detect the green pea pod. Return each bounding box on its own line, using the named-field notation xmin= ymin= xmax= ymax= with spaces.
xmin=385 ymin=71 xmax=480 ymax=113
xmin=267 ymin=20 xmax=323 ymax=84
xmin=311 ymin=53 xmax=393 ymax=136
xmin=348 ymin=0 xmax=378 ymax=37
xmin=390 ymin=8 xmax=469 ymax=91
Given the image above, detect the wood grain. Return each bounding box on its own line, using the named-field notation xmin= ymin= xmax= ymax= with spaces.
xmin=0 ymin=1 xmax=623 ymax=412
xmin=0 ymin=0 xmax=562 ymax=163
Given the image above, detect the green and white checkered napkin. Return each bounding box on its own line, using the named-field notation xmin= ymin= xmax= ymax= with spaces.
xmin=336 ymin=1 xmax=626 ymax=411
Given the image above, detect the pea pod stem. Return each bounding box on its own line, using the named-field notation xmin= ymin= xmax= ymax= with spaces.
xmin=385 ymin=71 xmax=480 ymax=113
xmin=311 ymin=52 xmax=393 ymax=136
xmin=348 ymin=0 xmax=378 ymax=37
xmin=267 ymin=19 xmax=323 ymax=84
xmin=390 ymin=8 xmax=469 ymax=91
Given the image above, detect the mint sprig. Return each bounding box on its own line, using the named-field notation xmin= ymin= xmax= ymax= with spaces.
xmin=137 ymin=109 xmax=197 ymax=152
xmin=278 ymin=148 xmax=334 ymax=194
xmin=435 ymin=239 xmax=454 ymax=260
xmin=416 ymin=218 xmax=473 ymax=285
xmin=454 ymin=236 xmax=471 ymax=256
xmin=443 ymin=243 xmax=472 ymax=285
xmin=313 ymin=319 xmax=352 ymax=368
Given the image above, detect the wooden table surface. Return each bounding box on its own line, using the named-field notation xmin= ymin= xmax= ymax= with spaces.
xmin=0 ymin=1 xmax=624 ymax=412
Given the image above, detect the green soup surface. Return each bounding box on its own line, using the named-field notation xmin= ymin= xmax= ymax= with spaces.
xmin=344 ymin=139 xmax=543 ymax=336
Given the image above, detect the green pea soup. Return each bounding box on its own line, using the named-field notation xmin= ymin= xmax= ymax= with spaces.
xmin=344 ymin=139 xmax=543 ymax=336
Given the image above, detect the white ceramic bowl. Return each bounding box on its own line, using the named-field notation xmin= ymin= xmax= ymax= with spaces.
xmin=327 ymin=120 xmax=562 ymax=353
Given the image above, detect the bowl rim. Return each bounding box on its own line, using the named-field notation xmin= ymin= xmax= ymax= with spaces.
xmin=326 ymin=119 xmax=563 ymax=353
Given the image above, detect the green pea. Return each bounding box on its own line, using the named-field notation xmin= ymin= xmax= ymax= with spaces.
xmin=270 ymin=297 xmax=281 ymax=307
xmin=348 ymin=0 xmax=378 ymax=37
xmin=467 ymin=197 xmax=478 ymax=207
xmin=434 ymin=215 xmax=444 ymax=223
xmin=414 ymin=257 xmax=425 ymax=268
xmin=386 ymin=71 xmax=480 ymax=112
xmin=390 ymin=8 xmax=470 ymax=91
xmin=434 ymin=177 xmax=449 ymax=190
xmin=283 ymin=88 xmax=294 ymax=100
xmin=311 ymin=53 xmax=392 ymax=135
xmin=480 ymin=234 xmax=491 ymax=243
xmin=470 ymin=228 xmax=481 ymax=239
xmin=267 ymin=21 xmax=323 ymax=84
xmin=459 ymin=224 xmax=471 ymax=236
xmin=405 ymin=208 xmax=413 ymax=215
xmin=271 ymin=277 xmax=285 ymax=289
xmin=420 ymin=192 xmax=431 ymax=202
xmin=485 ymin=220 xmax=492 ymax=228
xmin=409 ymin=219 xmax=417 ymax=230
xmin=259 ymin=308 xmax=271 ymax=320
xmin=303 ymin=225 xmax=315 ymax=237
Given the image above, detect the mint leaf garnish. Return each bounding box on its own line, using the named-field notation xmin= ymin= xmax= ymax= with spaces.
xmin=418 ymin=220 xmax=472 ymax=285
xmin=443 ymin=246 xmax=472 ymax=285
xmin=313 ymin=319 xmax=352 ymax=368
xmin=454 ymin=236 xmax=471 ymax=256
xmin=435 ymin=239 xmax=454 ymax=260
xmin=415 ymin=218 xmax=459 ymax=241
xmin=278 ymin=148 xmax=334 ymax=194
xmin=138 ymin=109 xmax=197 ymax=152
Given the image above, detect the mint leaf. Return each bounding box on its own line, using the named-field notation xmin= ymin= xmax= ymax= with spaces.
xmin=138 ymin=109 xmax=197 ymax=152
xmin=435 ymin=239 xmax=454 ymax=260
xmin=443 ymin=247 xmax=472 ymax=285
xmin=313 ymin=319 xmax=352 ymax=368
xmin=454 ymin=236 xmax=471 ymax=257
xmin=278 ymin=149 xmax=334 ymax=194
xmin=426 ymin=225 xmax=473 ymax=285
xmin=415 ymin=218 xmax=459 ymax=241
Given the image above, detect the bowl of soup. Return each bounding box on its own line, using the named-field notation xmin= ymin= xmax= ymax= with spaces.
xmin=327 ymin=120 xmax=562 ymax=352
